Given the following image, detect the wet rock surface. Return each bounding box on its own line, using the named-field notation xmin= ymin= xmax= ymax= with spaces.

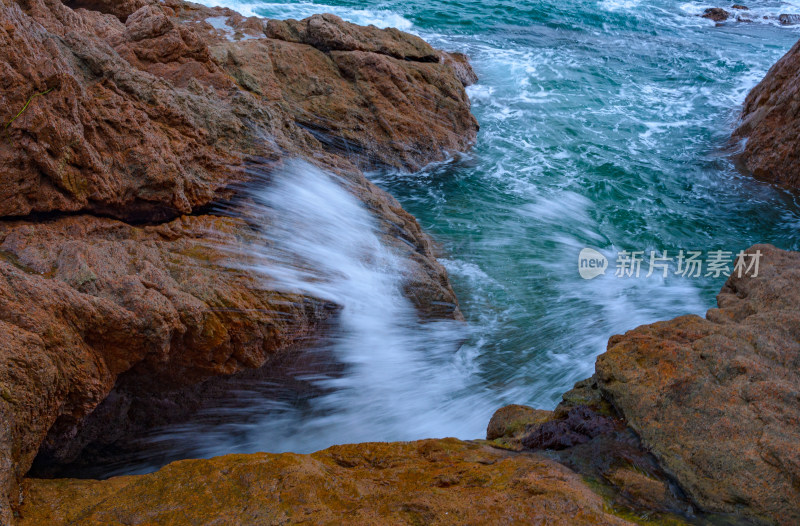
xmin=702 ymin=8 xmax=731 ymax=22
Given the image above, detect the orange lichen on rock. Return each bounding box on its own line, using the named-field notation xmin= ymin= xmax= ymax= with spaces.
xmin=19 ymin=439 xmax=632 ymax=526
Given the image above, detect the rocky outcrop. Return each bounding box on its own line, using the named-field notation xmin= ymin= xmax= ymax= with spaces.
xmin=734 ymin=38 xmax=800 ymax=189
xmin=0 ymin=214 xmax=336 ymax=513
xmin=18 ymin=438 xmax=631 ymax=525
xmin=702 ymin=7 xmax=730 ymax=22
xmin=491 ymin=245 xmax=800 ymax=524
xmin=0 ymin=0 xmax=477 ymax=220
xmin=0 ymin=0 xmax=478 ymax=520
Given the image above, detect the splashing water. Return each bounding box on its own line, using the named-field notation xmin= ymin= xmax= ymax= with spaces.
xmin=215 ymin=161 xmax=500 ymax=450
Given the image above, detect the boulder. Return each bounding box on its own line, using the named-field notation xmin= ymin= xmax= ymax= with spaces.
xmin=0 ymin=214 xmax=336 ymax=518
xmin=594 ymin=244 xmax=800 ymax=522
xmin=0 ymin=0 xmax=478 ymax=221
xmin=501 ymin=245 xmax=800 ymax=523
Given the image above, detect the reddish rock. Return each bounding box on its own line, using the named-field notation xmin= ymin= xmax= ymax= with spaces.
xmin=734 ymin=39 xmax=800 ymax=189
xmin=595 ymin=245 xmax=800 ymax=522
xmin=0 ymin=214 xmax=336 ymax=519
xmin=0 ymin=0 xmax=478 ymax=220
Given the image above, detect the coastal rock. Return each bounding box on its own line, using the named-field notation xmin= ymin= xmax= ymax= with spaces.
xmin=18 ymin=439 xmax=632 ymax=525
xmin=779 ymin=14 xmax=800 ymax=25
xmin=701 ymin=8 xmax=730 ymax=22
xmin=0 ymin=0 xmax=478 ymax=221
xmin=486 ymin=404 xmax=552 ymax=444
xmin=499 ymin=245 xmax=800 ymax=523
xmin=0 ymin=214 xmax=335 ymax=517
xmin=734 ymin=39 xmax=800 ymax=189
xmin=594 ymin=244 xmax=800 ymax=522
xmin=264 ymin=13 xmax=439 ymax=61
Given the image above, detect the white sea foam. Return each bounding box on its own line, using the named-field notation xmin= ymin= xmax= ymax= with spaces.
xmin=196 ymin=0 xmax=414 ymax=30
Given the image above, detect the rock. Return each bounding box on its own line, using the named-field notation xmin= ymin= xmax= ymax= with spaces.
xmin=731 ymin=4 xmax=749 ymax=10
xmin=701 ymin=8 xmax=730 ymax=21
xmin=0 ymin=214 xmax=336 ymax=518
xmin=501 ymin=245 xmax=800 ymax=523
xmin=18 ymin=439 xmax=633 ymax=525
xmin=261 ymin=15 xmax=478 ymax=170
xmin=486 ymin=404 xmax=552 ymax=448
xmin=520 ymin=406 xmax=618 ymax=451
xmin=779 ymin=13 xmax=800 ymax=25
xmin=0 ymin=0 xmax=478 ymax=220
xmin=734 ymin=39 xmax=800 ymax=189
xmin=442 ymin=51 xmax=479 ymax=87
xmin=594 ymin=245 xmax=800 ymax=522
xmin=264 ymin=14 xmax=439 ymax=62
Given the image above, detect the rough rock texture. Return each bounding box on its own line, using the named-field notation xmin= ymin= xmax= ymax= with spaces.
xmin=489 ymin=382 xmax=695 ymax=523
xmin=734 ymin=38 xmax=800 ymax=189
xmin=595 ymin=244 xmax=800 ymax=523
xmin=485 ymin=404 xmax=552 ymax=445
xmin=493 ymin=245 xmax=800 ymax=524
xmin=0 ymin=214 xmax=336 ymax=518
xmin=19 ymin=439 xmax=632 ymax=525
xmin=0 ymin=0 xmax=478 ymax=220
xmin=0 ymin=0 xmax=478 ymax=520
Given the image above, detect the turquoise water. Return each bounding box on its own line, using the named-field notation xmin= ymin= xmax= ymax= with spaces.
xmin=226 ymin=0 xmax=800 ymax=404
xmin=78 ymin=1 xmax=800 ymax=473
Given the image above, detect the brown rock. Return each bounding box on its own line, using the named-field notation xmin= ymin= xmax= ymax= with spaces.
xmin=595 ymin=245 xmax=800 ymax=522
xmin=18 ymin=439 xmax=632 ymax=525
xmin=0 ymin=214 xmax=337 ymax=518
xmin=486 ymin=404 xmax=552 ymax=449
xmin=442 ymin=51 xmax=479 ymax=87
xmin=260 ymin=15 xmax=478 ymax=170
xmin=265 ymin=13 xmax=439 ymax=61
xmin=702 ymin=8 xmax=730 ymax=21
xmin=734 ymin=39 xmax=800 ymax=189
xmin=0 ymin=0 xmax=478 ymax=219
xmin=779 ymin=14 xmax=800 ymax=25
